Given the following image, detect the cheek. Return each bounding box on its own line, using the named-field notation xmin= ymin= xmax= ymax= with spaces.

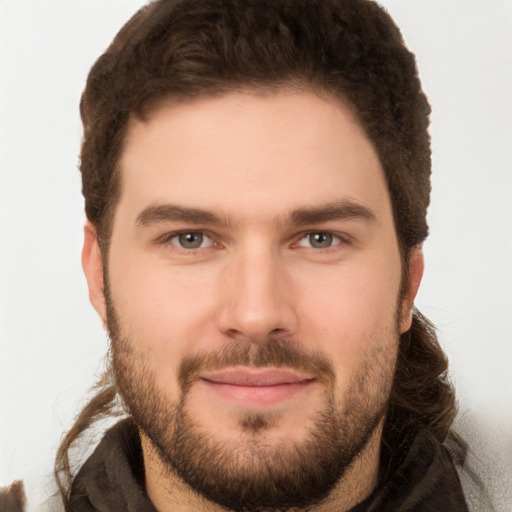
xmin=115 ymin=266 xmax=218 ymax=328
xmin=297 ymin=259 xmax=401 ymax=385
xmin=108 ymin=256 xmax=221 ymax=381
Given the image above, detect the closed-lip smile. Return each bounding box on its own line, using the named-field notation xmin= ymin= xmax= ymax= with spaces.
xmin=198 ymin=367 xmax=317 ymax=407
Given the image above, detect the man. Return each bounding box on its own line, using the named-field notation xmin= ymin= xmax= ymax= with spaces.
xmin=18 ymin=0 xmax=472 ymax=510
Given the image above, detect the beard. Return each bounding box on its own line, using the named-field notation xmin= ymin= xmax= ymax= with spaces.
xmin=106 ymin=296 xmax=399 ymax=511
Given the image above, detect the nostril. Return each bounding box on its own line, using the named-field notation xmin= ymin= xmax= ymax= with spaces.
xmin=225 ymin=328 xmax=241 ymax=338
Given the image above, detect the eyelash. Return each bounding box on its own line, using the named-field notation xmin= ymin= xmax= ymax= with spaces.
xmin=296 ymin=232 xmax=346 ymax=250
xmin=157 ymin=230 xmax=217 ymax=250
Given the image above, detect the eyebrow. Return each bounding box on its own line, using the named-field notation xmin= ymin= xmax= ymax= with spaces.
xmin=136 ymin=204 xmax=225 ymax=226
xmin=136 ymin=200 xmax=377 ymax=228
xmin=287 ymin=201 xmax=377 ymax=226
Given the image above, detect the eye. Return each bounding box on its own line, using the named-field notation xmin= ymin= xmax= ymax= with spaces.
xmin=168 ymin=232 xmax=213 ymax=249
xmin=298 ymin=232 xmax=341 ymax=249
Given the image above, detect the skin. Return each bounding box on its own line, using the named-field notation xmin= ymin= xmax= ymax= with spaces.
xmin=83 ymin=90 xmax=423 ymax=511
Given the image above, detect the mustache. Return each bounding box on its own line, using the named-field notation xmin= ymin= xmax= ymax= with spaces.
xmin=178 ymin=338 xmax=335 ymax=393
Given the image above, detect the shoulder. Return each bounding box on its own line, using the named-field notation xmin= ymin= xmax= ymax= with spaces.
xmin=450 ymin=411 xmax=512 ymax=512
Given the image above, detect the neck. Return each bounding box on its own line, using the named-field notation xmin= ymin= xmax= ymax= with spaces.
xmin=141 ymin=423 xmax=382 ymax=512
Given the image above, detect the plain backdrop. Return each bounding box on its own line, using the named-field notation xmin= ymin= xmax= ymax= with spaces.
xmin=1 ymin=0 xmax=511 ymax=508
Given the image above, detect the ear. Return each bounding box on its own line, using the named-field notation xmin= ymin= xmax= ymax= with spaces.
xmin=399 ymin=244 xmax=424 ymax=333
xmin=82 ymin=221 xmax=107 ymax=329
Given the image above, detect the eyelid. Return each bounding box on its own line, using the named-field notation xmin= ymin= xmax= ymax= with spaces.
xmin=156 ymin=229 xmax=217 ymax=248
xmin=294 ymin=230 xmax=351 ymax=249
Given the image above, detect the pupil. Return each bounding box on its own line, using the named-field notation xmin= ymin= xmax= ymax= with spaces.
xmin=179 ymin=233 xmax=202 ymax=248
xmin=311 ymin=233 xmax=332 ymax=248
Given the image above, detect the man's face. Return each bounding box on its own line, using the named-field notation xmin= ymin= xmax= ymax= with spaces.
xmin=84 ymin=91 xmax=421 ymax=510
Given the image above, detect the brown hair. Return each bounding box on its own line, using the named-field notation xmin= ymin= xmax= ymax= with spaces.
xmin=56 ymin=0 xmax=459 ymax=505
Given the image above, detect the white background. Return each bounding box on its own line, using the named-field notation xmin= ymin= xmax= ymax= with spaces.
xmin=1 ymin=0 xmax=511 ymax=508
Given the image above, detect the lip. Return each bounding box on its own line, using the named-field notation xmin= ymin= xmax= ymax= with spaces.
xmin=198 ymin=367 xmax=316 ymax=407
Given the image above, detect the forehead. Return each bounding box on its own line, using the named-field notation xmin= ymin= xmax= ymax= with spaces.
xmin=117 ymin=91 xmax=392 ymax=227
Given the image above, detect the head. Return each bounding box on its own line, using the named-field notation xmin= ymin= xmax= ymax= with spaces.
xmin=56 ymin=0 xmax=457 ymax=509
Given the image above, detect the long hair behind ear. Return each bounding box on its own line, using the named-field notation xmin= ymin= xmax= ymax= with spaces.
xmin=54 ymin=371 xmax=121 ymax=509
xmin=380 ymin=309 xmax=463 ymax=482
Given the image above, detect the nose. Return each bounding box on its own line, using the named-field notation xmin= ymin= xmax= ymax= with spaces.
xmin=216 ymin=246 xmax=298 ymax=343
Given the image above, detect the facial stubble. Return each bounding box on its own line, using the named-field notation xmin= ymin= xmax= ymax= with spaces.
xmin=107 ymin=293 xmax=399 ymax=511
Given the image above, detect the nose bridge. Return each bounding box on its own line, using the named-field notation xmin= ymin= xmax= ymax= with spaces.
xmin=218 ymin=240 xmax=297 ymax=341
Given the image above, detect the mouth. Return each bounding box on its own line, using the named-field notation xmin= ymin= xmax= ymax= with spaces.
xmin=198 ymin=367 xmax=317 ymax=407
